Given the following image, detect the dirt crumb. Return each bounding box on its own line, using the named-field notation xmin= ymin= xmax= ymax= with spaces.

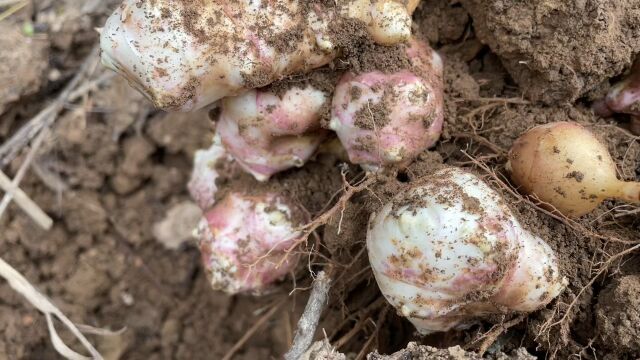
xmin=0 ymin=22 xmax=48 ymax=115
xmin=368 ymin=342 xmax=535 ymax=359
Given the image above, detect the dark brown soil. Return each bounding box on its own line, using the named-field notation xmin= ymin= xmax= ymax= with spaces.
xmin=0 ymin=1 xmax=639 ymax=359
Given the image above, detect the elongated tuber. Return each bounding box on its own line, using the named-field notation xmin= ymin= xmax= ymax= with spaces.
xmin=367 ymin=167 xmax=565 ymax=334
xmin=195 ymin=191 xmax=306 ymax=294
xmin=101 ymin=0 xmax=421 ymax=111
xmin=216 ymin=85 xmax=328 ymax=181
xmin=330 ymin=38 xmax=444 ymax=170
xmin=507 ymin=122 xmax=640 ymax=217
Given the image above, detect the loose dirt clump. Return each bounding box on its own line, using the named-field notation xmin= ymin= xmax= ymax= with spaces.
xmin=595 ymin=275 xmax=640 ymax=355
xmin=0 ymin=23 xmax=48 ymax=116
xmin=460 ymin=0 xmax=640 ymax=104
xmin=368 ymin=342 xmax=535 ymax=360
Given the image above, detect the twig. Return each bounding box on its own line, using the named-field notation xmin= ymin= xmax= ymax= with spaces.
xmin=614 ymin=207 xmax=640 ymax=218
xmin=222 ymin=300 xmax=285 ymax=360
xmin=298 ymin=173 xmax=375 ymax=239
xmin=473 ymin=314 xmax=527 ymax=355
xmin=0 ymin=0 xmax=23 ymax=6
xmin=0 ymin=257 xmax=103 ymax=359
xmin=0 ymin=44 xmax=101 ymax=167
xmin=354 ymin=306 xmax=389 ymax=360
xmin=0 ymin=0 xmax=26 ymax=22
xmin=285 ymin=271 xmax=332 ymax=360
xmin=0 ymin=126 xmax=50 ymax=228
xmin=0 ymin=169 xmax=52 ymax=229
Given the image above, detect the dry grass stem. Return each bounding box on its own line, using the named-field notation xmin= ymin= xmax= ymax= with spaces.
xmin=221 ymin=300 xmax=285 ymax=360
xmin=0 ymin=257 xmax=104 ymax=359
xmin=0 ymin=169 xmax=52 ymax=229
xmin=0 ymin=126 xmax=51 ymax=228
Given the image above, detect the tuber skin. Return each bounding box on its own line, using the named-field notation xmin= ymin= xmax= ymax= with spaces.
xmin=216 ymin=85 xmax=329 ymax=181
xmin=100 ymin=0 xmax=421 ymax=111
xmin=329 ymin=38 xmax=444 ymax=170
xmin=187 ymin=135 xmax=235 ymax=209
xmin=507 ymin=122 xmax=640 ymax=218
xmin=367 ymin=167 xmax=566 ymax=334
xmin=593 ymin=57 xmax=640 ymax=135
xmin=195 ymin=191 xmax=306 ymax=294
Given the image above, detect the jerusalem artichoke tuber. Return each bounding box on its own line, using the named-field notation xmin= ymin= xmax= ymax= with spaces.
xmin=367 ymin=168 xmax=565 ymax=334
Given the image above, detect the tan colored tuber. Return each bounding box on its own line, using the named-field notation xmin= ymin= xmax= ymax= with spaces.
xmin=507 ymin=122 xmax=640 ymax=217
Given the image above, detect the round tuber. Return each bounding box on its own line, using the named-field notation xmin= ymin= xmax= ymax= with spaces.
xmin=329 ymin=38 xmax=444 ymax=170
xmin=367 ymin=167 xmax=566 ymax=334
xmin=216 ymin=85 xmax=329 ymax=181
xmin=195 ymin=191 xmax=305 ymax=294
xmin=507 ymin=122 xmax=640 ymax=217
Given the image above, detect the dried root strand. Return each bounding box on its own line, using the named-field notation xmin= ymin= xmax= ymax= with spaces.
xmin=285 ymin=271 xmax=332 ymax=360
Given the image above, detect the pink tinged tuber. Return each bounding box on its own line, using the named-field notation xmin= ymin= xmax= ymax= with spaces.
xmin=100 ymin=0 xmax=421 ymax=111
xmin=187 ymin=135 xmax=233 ymax=209
xmin=507 ymin=122 xmax=640 ymax=218
xmin=216 ymin=85 xmax=329 ymax=181
xmin=367 ymin=167 xmax=566 ymax=334
xmin=195 ymin=191 xmax=306 ymax=294
xmin=593 ymin=57 xmax=640 ymax=118
xmin=593 ymin=58 xmax=640 ymax=135
xmin=329 ymin=38 xmax=444 ymax=170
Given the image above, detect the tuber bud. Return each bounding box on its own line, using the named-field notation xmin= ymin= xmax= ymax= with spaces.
xmin=216 ymin=85 xmax=328 ymax=181
xmin=507 ymin=122 xmax=640 ymax=217
xmin=367 ymin=167 xmax=565 ymax=334
xmin=100 ymin=0 xmax=420 ymax=111
xmin=592 ymin=57 xmax=640 ymax=136
xmin=330 ymin=38 xmax=444 ymax=170
xmin=187 ymin=135 xmax=234 ymax=209
xmin=594 ymin=57 xmax=640 ymax=118
xmin=196 ymin=191 xmax=305 ymax=294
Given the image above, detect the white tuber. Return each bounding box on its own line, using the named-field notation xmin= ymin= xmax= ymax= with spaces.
xmin=330 ymin=38 xmax=444 ymax=170
xmin=187 ymin=134 xmax=234 ymax=209
xmin=100 ymin=0 xmax=421 ymax=111
xmin=367 ymin=167 xmax=566 ymax=334
xmin=196 ymin=191 xmax=305 ymax=294
xmin=507 ymin=122 xmax=640 ymax=217
xmin=216 ymin=85 xmax=328 ymax=181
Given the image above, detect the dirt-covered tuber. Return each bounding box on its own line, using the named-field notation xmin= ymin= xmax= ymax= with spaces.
xmin=367 ymin=167 xmax=565 ymax=334
xmin=216 ymin=85 xmax=328 ymax=181
xmin=507 ymin=122 xmax=640 ymax=217
xmin=195 ymin=191 xmax=305 ymax=294
xmin=100 ymin=0 xmax=420 ymax=111
xmin=330 ymin=38 xmax=444 ymax=170
xmin=188 ymin=135 xmax=233 ymax=209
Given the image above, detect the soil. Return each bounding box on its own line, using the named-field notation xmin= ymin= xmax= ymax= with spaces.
xmin=460 ymin=0 xmax=640 ymax=105
xmin=0 ymin=1 xmax=639 ymax=360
